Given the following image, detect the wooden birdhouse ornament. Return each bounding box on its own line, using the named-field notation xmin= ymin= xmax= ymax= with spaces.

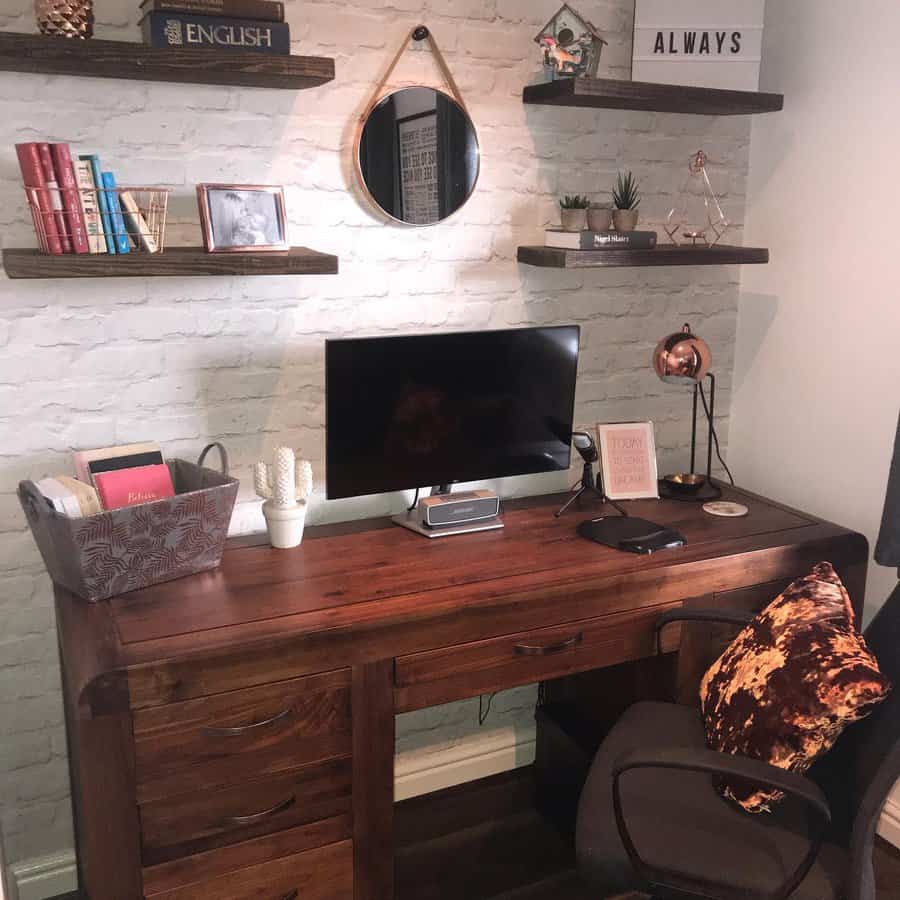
xmin=535 ymin=4 xmax=607 ymax=80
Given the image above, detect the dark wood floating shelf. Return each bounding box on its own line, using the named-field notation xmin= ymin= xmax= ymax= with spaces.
xmin=517 ymin=244 xmax=769 ymax=269
xmin=0 ymin=31 xmax=334 ymax=89
xmin=2 ymin=246 xmax=339 ymax=279
xmin=523 ymin=77 xmax=783 ymax=115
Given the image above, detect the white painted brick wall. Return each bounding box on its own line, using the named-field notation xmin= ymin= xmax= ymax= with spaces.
xmin=0 ymin=0 xmax=751 ymax=869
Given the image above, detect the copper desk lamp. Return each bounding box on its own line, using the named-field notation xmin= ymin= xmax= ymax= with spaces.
xmin=653 ymin=323 xmax=723 ymax=501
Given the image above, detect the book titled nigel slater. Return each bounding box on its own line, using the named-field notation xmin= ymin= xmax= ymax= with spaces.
xmin=140 ymin=10 xmax=290 ymax=54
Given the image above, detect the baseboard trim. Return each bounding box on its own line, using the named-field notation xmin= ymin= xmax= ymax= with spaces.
xmin=9 ymin=851 xmax=77 ymax=900
xmin=395 ymin=728 xmax=536 ymax=801
xmin=878 ymin=796 xmax=900 ymax=850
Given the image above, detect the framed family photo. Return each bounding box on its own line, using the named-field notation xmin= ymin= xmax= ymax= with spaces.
xmin=196 ymin=184 xmax=288 ymax=253
xmin=595 ymin=421 xmax=659 ymax=500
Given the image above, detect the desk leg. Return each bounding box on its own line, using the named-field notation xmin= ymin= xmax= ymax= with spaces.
xmin=352 ymin=660 xmax=395 ymax=900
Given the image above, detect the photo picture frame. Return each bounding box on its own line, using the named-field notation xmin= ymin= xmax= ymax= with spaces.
xmin=595 ymin=421 xmax=659 ymax=500
xmin=196 ymin=184 xmax=288 ymax=253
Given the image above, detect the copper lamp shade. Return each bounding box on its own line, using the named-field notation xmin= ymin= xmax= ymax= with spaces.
xmin=652 ymin=322 xmax=720 ymax=501
xmin=653 ymin=322 xmax=711 ymax=384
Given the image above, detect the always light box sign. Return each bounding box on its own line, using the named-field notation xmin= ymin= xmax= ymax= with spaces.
xmin=632 ymin=0 xmax=765 ymax=91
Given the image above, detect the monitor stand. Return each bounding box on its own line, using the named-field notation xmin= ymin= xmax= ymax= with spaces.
xmin=392 ymin=485 xmax=505 ymax=539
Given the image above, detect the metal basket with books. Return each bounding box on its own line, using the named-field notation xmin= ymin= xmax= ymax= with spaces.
xmin=17 ymin=142 xmax=170 ymax=256
xmin=139 ymin=0 xmax=289 ymax=56
xmin=18 ymin=442 xmax=238 ymax=602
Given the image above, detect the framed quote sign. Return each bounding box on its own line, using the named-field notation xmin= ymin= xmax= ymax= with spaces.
xmin=595 ymin=421 xmax=659 ymax=500
xmin=397 ymin=110 xmax=440 ymax=225
xmin=632 ymin=0 xmax=764 ymax=91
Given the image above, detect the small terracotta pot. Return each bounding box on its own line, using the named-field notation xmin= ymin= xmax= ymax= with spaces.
xmin=560 ymin=208 xmax=588 ymax=232
xmin=587 ymin=205 xmax=612 ymax=232
xmin=613 ymin=208 xmax=639 ymax=232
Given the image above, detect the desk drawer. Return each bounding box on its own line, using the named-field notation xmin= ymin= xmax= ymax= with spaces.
xmin=133 ymin=669 xmax=351 ymax=802
xmin=140 ymin=758 xmax=352 ymax=866
xmin=394 ymin=602 xmax=681 ymax=712
xmin=145 ymin=837 xmax=353 ymax=899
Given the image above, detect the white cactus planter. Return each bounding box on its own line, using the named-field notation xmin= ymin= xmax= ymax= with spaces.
xmin=254 ymin=446 xmax=313 ymax=550
xmin=261 ymin=500 xmax=307 ymax=549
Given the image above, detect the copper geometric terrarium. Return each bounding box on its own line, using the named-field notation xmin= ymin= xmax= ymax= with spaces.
xmin=665 ymin=150 xmax=730 ymax=246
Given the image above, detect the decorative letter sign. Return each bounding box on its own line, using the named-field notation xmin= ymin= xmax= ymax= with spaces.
xmin=595 ymin=422 xmax=659 ymax=501
xmin=632 ymin=0 xmax=764 ymax=91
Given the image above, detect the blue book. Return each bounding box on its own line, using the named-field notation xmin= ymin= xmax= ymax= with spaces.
xmin=100 ymin=171 xmax=130 ymax=255
xmin=81 ymin=155 xmax=116 ymax=254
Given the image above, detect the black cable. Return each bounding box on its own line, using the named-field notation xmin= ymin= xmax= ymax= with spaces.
xmin=478 ymin=692 xmax=496 ymax=725
xmin=698 ymin=382 xmax=735 ymax=486
xmin=407 ymin=487 xmax=419 ymax=511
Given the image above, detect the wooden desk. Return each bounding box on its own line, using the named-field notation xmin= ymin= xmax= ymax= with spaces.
xmin=56 ymin=486 xmax=867 ymax=900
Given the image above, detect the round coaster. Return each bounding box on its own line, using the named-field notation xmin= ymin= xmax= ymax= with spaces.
xmin=703 ymin=501 xmax=749 ymax=518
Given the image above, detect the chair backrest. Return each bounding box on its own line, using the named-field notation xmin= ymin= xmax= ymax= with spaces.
xmin=843 ymin=581 xmax=900 ymax=900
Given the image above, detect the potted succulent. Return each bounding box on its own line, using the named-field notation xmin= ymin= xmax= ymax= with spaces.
xmin=587 ymin=201 xmax=612 ymax=232
xmin=559 ymin=195 xmax=589 ymax=232
xmin=612 ymin=171 xmax=640 ymax=231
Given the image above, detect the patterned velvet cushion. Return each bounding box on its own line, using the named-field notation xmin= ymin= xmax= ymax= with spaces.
xmin=699 ymin=562 xmax=891 ymax=813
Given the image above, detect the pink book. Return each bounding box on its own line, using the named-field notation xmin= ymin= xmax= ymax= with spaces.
xmin=94 ymin=464 xmax=175 ymax=511
xmin=49 ymin=143 xmax=90 ymax=254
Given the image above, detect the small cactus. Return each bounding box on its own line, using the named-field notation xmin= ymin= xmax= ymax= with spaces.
xmin=254 ymin=447 xmax=312 ymax=510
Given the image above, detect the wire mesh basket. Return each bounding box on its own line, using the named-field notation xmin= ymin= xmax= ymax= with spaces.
xmin=25 ymin=185 xmax=170 ymax=254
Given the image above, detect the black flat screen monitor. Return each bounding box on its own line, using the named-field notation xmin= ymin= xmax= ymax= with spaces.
xmin=326 ymin=325 xmax=580 ymax=500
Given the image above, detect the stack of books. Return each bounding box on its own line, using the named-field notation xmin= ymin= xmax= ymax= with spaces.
xmin=34 ymin=442 xmax=176 ymax=516
xmin=16 ymin=142 xmax=159 ymax=255
xmin=544 ymin=229 xmax=658 ymax=250
xmin=140 ymin=0 xmax=290 ymax=55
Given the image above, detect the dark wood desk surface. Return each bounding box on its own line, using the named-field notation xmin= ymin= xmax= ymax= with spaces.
xmin=61 ymin=485 xmax=868 ymax=696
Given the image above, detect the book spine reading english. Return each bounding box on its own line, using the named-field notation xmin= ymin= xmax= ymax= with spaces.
xmin=140 ymin=11 xmax=291 ymax=54
xmin=139 ymin=0 xmax=285 ymax=23
xmin=82 ymin=155 xmax=117 ymax=254
xmin=100 ymin=171 xmax=131 ymax=254
xmin=37 ymin=143 xmax=73 ymax=253
xmin=50 ymin=143 xmax=90 ymax=254
xmin=15 ymin=143 xmax=64 ymax=255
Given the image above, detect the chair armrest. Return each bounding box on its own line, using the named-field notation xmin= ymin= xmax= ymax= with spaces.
xmin=611 ymin=746 xmax=831 ymax=900
xmin=655 ymin=608 xmax=754 ymax=654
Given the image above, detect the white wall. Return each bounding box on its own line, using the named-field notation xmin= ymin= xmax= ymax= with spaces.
xmin=732 ymin=0 xmax=900 ymax=620
xmin=0 ymin=0 xmax=757 ymax=884
xmin=731 ymin=0 xmax=900 ymax=845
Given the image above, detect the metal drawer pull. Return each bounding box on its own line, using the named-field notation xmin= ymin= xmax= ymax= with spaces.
xmin=201 ymin=706 xmax=293 ymax=738
xmin=222 ymin=793 xmax=296 ymax=827
xmin=279 ymin=891 xmax=299 ymax=900
xmin=513 ymin=632 xmax=584 ymax=657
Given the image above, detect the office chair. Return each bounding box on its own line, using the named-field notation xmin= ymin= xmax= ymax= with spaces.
xmin=576 ymin=416 xmax=900 ymax=900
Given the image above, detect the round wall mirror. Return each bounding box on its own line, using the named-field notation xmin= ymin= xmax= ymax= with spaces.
xmin=356 ymin=87 xmax=480 ymax=226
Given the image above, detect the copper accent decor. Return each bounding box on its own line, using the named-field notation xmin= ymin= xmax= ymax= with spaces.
xmin=35 ymin=0 xmax=94 ymax=38
xmin=653 ymin=323 xmax=721 ymax=502
xmin=653 ymin=322 xmax=712 ymax=384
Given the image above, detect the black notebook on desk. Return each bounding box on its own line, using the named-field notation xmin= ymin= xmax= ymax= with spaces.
xmin=577 ymin=515 xmax=685 ymax=554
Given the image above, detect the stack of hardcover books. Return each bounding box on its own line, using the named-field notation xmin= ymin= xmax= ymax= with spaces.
xmin=16 ymin=142 xmax=161 ymax=255
xmin=140 ymin=0 xmax=289 ymax=55
xmin=544 ymin=229 xmax=658 ymax=250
